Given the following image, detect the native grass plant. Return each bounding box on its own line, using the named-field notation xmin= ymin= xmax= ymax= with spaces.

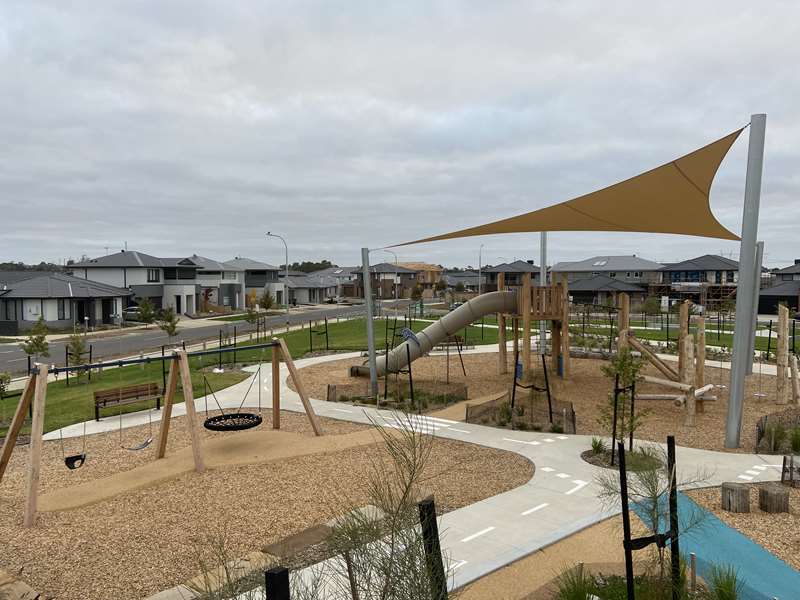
xmin=591 ymin=437 xmax=607 ymax=455
xmin=594 ymin=443 xmax=712 ymax=587
xmin=598 ymin=348 xmax=649 ymax=443
xmin=698 ymin=563 xmax=743 ymax=600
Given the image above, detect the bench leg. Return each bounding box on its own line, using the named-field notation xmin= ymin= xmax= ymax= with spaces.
xmin=95 ymin=406 xmax=100 ymax=421
xmin=156 ymin=397 xmax=161 ymax=411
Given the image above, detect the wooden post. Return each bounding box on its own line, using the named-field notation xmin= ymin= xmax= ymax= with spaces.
xmin=155 ymin=357 xmax=180 ymax=460
xmin=777 ymin=304 xmax=789 ymax=404
xmin=522 ymin=272 xmax=532 ymax=377
xmin=0 ymin=372 xmax=37 ymax=484
xmin=177 ymin=350 xmax=205 ymax=473
xmin=618 ymin=293 xmax=630 ymax=351
xmin=759 ymin=483 xmax=789 ymax=513
xmin=684 ymin=335 xmax=696 ymax=427
xmin=551 ymin=313 xmax=562 ymax=374
xmin=560 ymin=276 xmax=571 ymax=378
xmin=790 ymin=354 xmax=800 ymax=405
xmin=678 ymin=301 xmax=690 ymax=381
xmin=272 ymin=344 xmax=281 ymax=429
xmin=497 ymin=272 xmax=507 ymax=374
xmin=695 ymin=316 xmax=706 ymax=389
xmin=278 ymin=338 xmax=323 ymax=436
xmin=512 ymin=317 xmax=519 ymax=363
xmin=23 ymin=364 xmax=49 ymax=528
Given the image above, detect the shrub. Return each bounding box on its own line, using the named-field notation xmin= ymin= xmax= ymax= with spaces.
xmin=497 ymin=401 xmax=512 ymax=425
xmin=791 ymin=427 xmax=800 ymax=454
xmin=554 ymin=564 xmax=595 ymax=599
xmin=701 ymin=563 xmax=743 ymax=600
xmin=766 ymin=423 xmax=788 ymax=453
xmin=591 ymin=437 xmax=607 ymax=455
xmin=551 ymin=422 xmax=564 ymax=434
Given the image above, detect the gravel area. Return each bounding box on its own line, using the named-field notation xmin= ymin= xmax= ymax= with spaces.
xmin=688 ymin=484 xmax=800 ymax=571
xmin=295 ymin=353 xmax=784 ymax=452
xmin=0 ymin=411 xmax=532 ymax=599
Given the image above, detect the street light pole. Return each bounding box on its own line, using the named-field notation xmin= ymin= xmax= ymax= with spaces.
xmin=266 ymin=232 xmax=289 ymax=315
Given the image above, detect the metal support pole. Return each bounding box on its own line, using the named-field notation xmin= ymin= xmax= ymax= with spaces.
xmin=618 ymin=442 xmax=636 ymax=600
xmin=667 ymin=435 xmax=680 ymax=600
xmin=264 ymin=566 xmax=290 ymax=600
xmin=540 ymin=232 xmax=547 ymax=353
xmin=362 ymin=247 xmax=379 ymax=398
xmin=418 ymin=497 xmax=448 ymax=600
xmin=727 ymin=114 xmax=766 ymax=449
xmin=746 ymin=241 xmax=765 ymax=375
xmin=611 ymin=374 xmax=619 ymax=466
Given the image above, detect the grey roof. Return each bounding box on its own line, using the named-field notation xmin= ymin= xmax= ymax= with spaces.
xmin=0 ymin=272 xmax=132 ymax=299
xmin=759 ymin=280 xmax=800 ymax=297
xmin=567 ymin=275 xmax=646 ymax=293
xmin=310 ymin=266 xmax=359 ymax=277
xmin=552 ymin=255 xmax=663 ymax=273
xmin=223 ymin=257 xmax=280 ymax=271
xmin=72 ymin=250 xmax=163 ymax=268
xmin=368 ymin=262 xmax=417 ymax=274
xmin=484 ymin=260 xmax=539 ymax=273
xmin=442 ymin=271 xmax=484 ymax=286
xmin=659 ymin=255 xmax=739 ymax=271
xmin=777 ymin=261 xmax=800 ymax=275
xmin=189 ymin=255 xmax=231 ymax=271
xmin=284 ymin=274 xmax=338 ymax=289
xmin=160 ymin=257 xmax=197 ymax=268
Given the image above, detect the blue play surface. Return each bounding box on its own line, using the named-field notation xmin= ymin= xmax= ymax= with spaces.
xmin=631 ymin=492 xmax=800 ymax=599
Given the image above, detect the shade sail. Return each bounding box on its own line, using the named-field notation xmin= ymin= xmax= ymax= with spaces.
xmin=395 ymin=128 xmax=744 ymax=246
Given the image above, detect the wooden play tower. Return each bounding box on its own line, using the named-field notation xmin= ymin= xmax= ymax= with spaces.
xmin=495 ymin=271 xmax=571 ymax=379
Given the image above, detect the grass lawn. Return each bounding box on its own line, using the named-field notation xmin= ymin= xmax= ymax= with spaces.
xmin=0 ymin=338 xmax=17 ymax=344
xmin=212 ymin=310 xmax=285 ymax=322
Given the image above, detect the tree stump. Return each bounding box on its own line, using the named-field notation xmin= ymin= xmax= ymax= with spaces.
xmin=759 ymin=483 xmax=790 ymax=513
xmin=721 ymin=482 xmax=750 ymax=513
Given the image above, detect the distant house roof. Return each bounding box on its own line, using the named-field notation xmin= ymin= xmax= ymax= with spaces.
xmin=284 ymin=274 xmax=338 ymax=289
xmin=442 ymin=271 xmax=484 ymax=287
xmin=396 ymin=262 xmax=443 ymax=272
xmin=190 ymin=255 xmax=234 ymax=271
xmin=659 ymin=255 xmax=739 ymax=271
xmin=160 ymin=257 xmax=198 ymax=268
xmin=552 ymin=255 xmax=663 ymax=273
xmin=567 ymin=275 xmax=647 ymax=293
xmin=310 ymin=266 xmax=359 ymax=277
xmin=0 ymin=272 xmax=132 ymax=299
xmin=484 ymin=260 xmax=539 ymax=273
xmin=223 ymin=257 xmax=280 ymax=271
xmin=759 ymin=280 xmax=800 ymax=297
xmin=777 ymin=261 xmax=800 ymax=275
xmin=368 ymin=262 xmax=417 ymax=274
xmin=72 ymin=250 xmax=163 ymax=268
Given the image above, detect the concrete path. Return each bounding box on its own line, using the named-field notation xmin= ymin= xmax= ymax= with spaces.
xmin=46 ymin=349 xmax=785 ymax=595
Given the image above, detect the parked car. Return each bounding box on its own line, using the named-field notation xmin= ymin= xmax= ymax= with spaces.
xmin=122 ymin=306 xmax=141 ymax=321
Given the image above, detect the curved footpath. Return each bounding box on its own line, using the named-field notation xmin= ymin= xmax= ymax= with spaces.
xmin=47 ymin=347 xmax=790 ymax=595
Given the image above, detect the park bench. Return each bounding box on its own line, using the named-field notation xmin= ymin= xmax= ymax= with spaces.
xmin=94 ymin=382 xmax=162 ymax=421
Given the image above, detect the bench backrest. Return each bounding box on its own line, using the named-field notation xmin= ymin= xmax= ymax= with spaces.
xmin=94 ymin=382 xmax=160 ymax=403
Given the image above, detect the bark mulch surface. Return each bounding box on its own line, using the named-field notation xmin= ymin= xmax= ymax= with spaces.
xmin=688 ymin=484 xmax=800 ymax=571
xmin=294 ymin=353 xmax=784 ymax=452
xmin=0 ymin=411 xmax=532 ymax=600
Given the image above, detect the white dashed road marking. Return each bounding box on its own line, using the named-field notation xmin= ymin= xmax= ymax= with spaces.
xmin=556 ymin=473 xmax=570 ymax=479
xmin=502 ymin=438 xmax=541 ymax=446
xmin=540 ymin=467 xmax=555 ymax=472
xmin=543 ymin=438 xmax=555 ymax=443
xmin=752 ymin=465 xmax=767 ymax=471
xmin=449 ymin=428 xmax=471 ymax=434
xmin=521 ymin=503 xmax=549 ymax=516
xmin=557 ymin=435 xmax=568 ymax=440
xmin=447 ymin=560 xmax=468 ymax=573
xmin=331 ymin=408 xmax=353 ymax=413
xmin=565 ymin=480 xmax=589 ymax=495
xmin=461 ymin=527 xmax=495 ymax=543
xmin=745 ymin=470 xmax=760 ymax=476
xmin=738 ymin=475 xmax=753 ymax=481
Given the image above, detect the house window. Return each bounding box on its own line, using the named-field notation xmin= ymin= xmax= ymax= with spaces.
xmin=609 ymin=272 xmax=617 ymax=278
xmin=147 ymin=269 xmax=160 ymax=282
xmin=726 ymin=271 xmax=735 ymax=283
xmin=633 ymin=271 xmax=642 ymax=278
xmin=57 ymin=299 xmax=66 ymax=320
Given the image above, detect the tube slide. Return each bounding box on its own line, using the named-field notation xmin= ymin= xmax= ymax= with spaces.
xmin=374 ymin=290 xmax=517 ymax=376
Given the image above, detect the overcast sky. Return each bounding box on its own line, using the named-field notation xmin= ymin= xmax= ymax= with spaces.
xmin=1 ymin=1 xmax=798 ymax=269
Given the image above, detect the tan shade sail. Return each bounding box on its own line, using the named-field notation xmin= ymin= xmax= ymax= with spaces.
xmin=395 ymin=128 xmax=744 ymax=246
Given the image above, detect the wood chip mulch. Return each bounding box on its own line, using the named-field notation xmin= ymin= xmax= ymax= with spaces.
xmin=0 ymin=411 xmax=532 ymax=600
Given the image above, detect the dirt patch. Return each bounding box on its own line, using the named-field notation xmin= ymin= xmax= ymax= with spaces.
xmin=687 ymin=484 xmax=800 ymax=571
xmin=0 ymin=411 xmax=533 ymax=600
xmin=293 ymin=352 xmax=784 ymax=452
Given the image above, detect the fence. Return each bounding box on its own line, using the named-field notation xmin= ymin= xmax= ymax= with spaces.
xmin=465 ymin=388 xmax=576 ymax=434
xmin=327 ymin=380 xmax=468 ymax=409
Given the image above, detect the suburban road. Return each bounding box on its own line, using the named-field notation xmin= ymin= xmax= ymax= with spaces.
xmin=0 ymin=303 xmax=381 ymax=374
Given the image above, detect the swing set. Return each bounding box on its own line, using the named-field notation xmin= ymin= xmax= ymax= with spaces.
xmin=0 ymin=337 xmax=321 ymax=528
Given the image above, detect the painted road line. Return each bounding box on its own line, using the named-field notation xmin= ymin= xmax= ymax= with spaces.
xmin=557 ymin=435 xmax=568 ymax=440
xmin=502 ymin=437 xmax=541 ymax=446
xmin=540 ymin=467 xmax=555 ymax=472
xmin=423 ymin=415 xmax=459 ymax=425
xmin=461 ymin=527 xmax=495 ymax=543
xmin=752 ymin=465 xmax=767 ymax=471
xmin=744 ymin=470 xmax=760 ymax=476
xmin=449 ymin=428 xmax=471 ymax=434
xmin=521 ymin=502 xmax=549 ymax=516
xmin=543 ymin=438 xmax=555 ymax=443
xmin=447 ymin=560 xmax=468 ymax=573
xmin=565 ymin=480 xmax=589 ymax=495
xmin=331 ymin=408 xmax=353 ymax=413
xmin=738 ymin=474 xmax=753 ymax=481
xmin=556 ymin=473 xmax=570 ymax=479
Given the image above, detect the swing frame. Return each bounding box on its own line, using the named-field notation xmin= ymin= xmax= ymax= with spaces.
xmin=0 ymin=339 xmax=322 ymax=528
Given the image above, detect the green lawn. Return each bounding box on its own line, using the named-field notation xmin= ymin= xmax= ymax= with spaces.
xmin=212 ymin=310 xmax=285 ymax=322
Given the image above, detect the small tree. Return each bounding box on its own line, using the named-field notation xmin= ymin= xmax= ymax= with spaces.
xmin=455 ymin=281 xmax=465 ymax=293
xmin=259 ymin=290 xmax=275 ymax=311
xmin=67 ymin=330 xmax=88 ymax=380
xmin=641 ymin=296 xmax=661 ymax=315
xmin=244 ymin=305 xmax=259 ymax=326
xmin=20 ymin=316 xmax=50 ymax=363
xmin=137 ymin=297 xmax=156 ymax=328
xmin=598 ymin=347 xmax=648 ymax=442
xmin=434 ymin=279 xmax=447 ymax=297
xmin=157 ymin=306 xmax=180 ymax=344
xmin=410 ymin=285 xmax=423 ymax=301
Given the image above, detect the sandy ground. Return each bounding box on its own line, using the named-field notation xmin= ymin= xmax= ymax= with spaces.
xmin=296 ymin=353 xmax=784 ymax=452
xmin=0 ymin=411 xmax=533 ymax=600
xmin=688 ymin=484 xmax=800 ymax=571
xmin=459 ymin=514 xmax=653 ymax=599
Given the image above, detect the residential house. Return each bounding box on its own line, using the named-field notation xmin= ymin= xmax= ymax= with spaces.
xmin=567 ymin=275 xmax=648 ymax=306
xmin=0 ymin=271 xmax=131 ymax=334
xmin=550 ymin=255 xmax=661 ymax=304
xmin=442 ymin=270 xmax=485 ymax=292
xmin=269 ymin=273 xmax=338 ymax=305
xmin=191 ymin=255 xmax=245 ymax=310
xmin=354 ymin=263 xmax=419 ymax=299
xmin=396 ymin=262 xmax=444 ymax=292
xmin=484 ymin=260 xmax=541 ymax=290
xmin=653 ymin=254 xmax=739 ymax=309
xmin=71 ymin=250 xmax=200 ymax=315
xmin=758 ymin=260 xmax=800 ymax=314
xmin=309 ymin=266 xmax=359 ymax=298
xmin=223 ymin=257 xmax=281 ymax=302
